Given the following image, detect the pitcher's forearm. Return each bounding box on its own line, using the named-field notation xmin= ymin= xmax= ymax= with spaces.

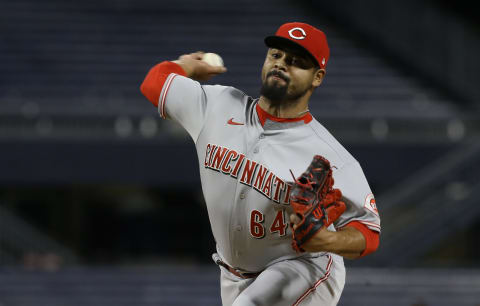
xmin=303 ymin=226 xmax=366 ymax=259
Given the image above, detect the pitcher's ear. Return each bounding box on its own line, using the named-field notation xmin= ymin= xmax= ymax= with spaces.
xmin=312 ymin=68 xmax=325 ymax=88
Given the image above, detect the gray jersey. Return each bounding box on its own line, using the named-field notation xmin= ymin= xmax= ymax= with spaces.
xmin=158 ymin=73 xmax=381 ymax=272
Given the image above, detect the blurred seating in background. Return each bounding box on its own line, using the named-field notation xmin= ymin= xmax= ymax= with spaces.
xmin=0 ymin=265 xmax=479 ymax=306
xmin=1 ymin=0 xmax=478 ymax=143
xmin=0 ymin=0 xmax=479 ymax=304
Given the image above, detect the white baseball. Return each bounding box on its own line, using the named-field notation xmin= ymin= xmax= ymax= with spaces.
xmin=202 ymin=53 xmax=224 ymax=67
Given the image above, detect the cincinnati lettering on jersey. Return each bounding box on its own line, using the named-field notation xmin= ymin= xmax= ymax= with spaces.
xmin=204 ymin=143 xmax=292 ymax=204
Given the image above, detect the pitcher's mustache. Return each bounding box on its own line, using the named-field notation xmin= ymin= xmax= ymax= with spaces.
xmin=267 ymin=70 xmax=289 ymax=82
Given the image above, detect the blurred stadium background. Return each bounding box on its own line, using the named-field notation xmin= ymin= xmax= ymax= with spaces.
xmin=1 ymin=0 xmax=479 ymax=305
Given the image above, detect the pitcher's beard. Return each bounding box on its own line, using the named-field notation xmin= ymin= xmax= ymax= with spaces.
xmin=260 ymin=81 xmax=288 ymax=105
xmin=260 ymin=80 xmax=310 ymax=107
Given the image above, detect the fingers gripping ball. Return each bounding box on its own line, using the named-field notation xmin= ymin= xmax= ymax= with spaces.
xmin=201 ymin=53 xmax=224 ymax=67
xmin=289 ymin=155 xmax=346 ymax=253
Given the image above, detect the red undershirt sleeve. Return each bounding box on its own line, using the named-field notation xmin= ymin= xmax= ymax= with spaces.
xmin=344 ymin=221 xmax=380 ymax=257
xmin=140 ymin=61 xmax=187 ymax=107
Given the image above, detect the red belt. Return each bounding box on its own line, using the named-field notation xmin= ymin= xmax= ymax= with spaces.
xmin=215 ymin=259 xmax=262 ymax=279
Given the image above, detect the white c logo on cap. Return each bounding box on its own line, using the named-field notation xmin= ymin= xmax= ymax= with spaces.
xmin=288 ymin=27 xmax=306 ymax=40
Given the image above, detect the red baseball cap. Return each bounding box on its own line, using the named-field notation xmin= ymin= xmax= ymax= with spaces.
xmin=264 ymin=22 xmax=330 ymax=69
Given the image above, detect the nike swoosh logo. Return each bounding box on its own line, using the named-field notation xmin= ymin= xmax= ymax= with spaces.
xmin=227 ymin=118 xmax=244 ymax=125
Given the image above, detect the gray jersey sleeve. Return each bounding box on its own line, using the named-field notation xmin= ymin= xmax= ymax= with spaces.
xmin=157 ymin=73 xmax=225 ymax=143
xmin=333 ymin=161 xmax=381 ymax=233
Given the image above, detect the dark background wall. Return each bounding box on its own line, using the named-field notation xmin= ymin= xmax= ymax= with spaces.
xmin=1 ymin=0 xmax=479 ymax=269
xmin=311 ymin=0 xmax=480 ymax=108
xmin=1 ymin=1 xmax=480 ymax=305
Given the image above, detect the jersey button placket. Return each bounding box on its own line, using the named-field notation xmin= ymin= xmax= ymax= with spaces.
xmin=254 ymin=132 xmax=265 ymax=153
xmin=233 ymin=188 xmax=246 ymax=263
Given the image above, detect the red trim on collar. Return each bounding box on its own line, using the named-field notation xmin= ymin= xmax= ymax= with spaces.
xmin=255 ymin=103 xmax=312 ymax=126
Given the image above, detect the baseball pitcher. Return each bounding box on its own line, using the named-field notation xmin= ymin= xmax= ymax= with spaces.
xmin=140 ymin=22 xmax=381 ymax=306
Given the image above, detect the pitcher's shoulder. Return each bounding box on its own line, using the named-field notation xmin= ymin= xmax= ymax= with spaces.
xmin=307 ymin=118 xmax=358 ymax=167
xmin=202 ymin=84 xmax=245 ymax=98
